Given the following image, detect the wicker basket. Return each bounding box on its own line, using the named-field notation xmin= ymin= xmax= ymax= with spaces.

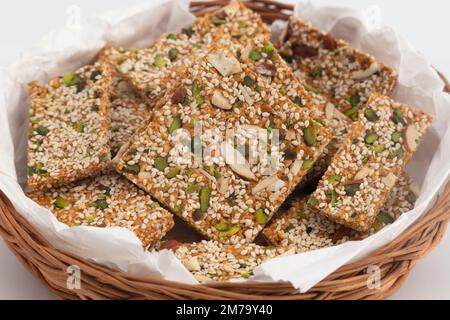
xmin=1 ymin=0 xmax=450 ymax=300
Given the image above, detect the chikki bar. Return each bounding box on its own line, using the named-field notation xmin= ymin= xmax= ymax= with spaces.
xmin=28 ymin=172 xmax=174 ymax=249
xmin=27 ymin=62 xmax=112 ymax=191
xmin=278 ymin=16 xmax=398 ymax=120
xmin=163 ymin=240 xmax=287 ymax=282
xmin=114 ymin=40 xmax=332 ymax=244
xmin=263 ymin=172 xmax=418 ymax=250
xmin=307 ymin=93 xmax=432 ymax=232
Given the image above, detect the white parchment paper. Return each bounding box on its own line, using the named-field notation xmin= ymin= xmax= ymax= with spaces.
xmin=0 ymin=0 xmax=449 ymax=293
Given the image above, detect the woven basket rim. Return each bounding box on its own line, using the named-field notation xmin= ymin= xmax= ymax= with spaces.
xmin=0 ymin=0 xmax=449 ymax=300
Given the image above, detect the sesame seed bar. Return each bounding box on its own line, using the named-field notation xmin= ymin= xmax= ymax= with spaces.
xmin=171 ymin=240 xmax=287 ymax=282
xmin=278 ymin=16 xmax=398 ymax=120
xmin=114 ymin=40 xmax=332 ymax=244
xmin=262 ymin=172 xmax=418 ymax=250
xmin=308 ymin=93 xmax=432 ymax=232
xmin=109 ymin=71 xmax=150 ymax=157
xmin=27 ymin=62 xmax=112 ymax=191
xmin=28 ymin=172 xmax=174 ymax=249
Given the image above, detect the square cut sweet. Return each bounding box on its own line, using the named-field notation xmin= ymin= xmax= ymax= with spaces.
xmin=109 ymin=71 xmax=150 ymax=157
xmin=278 ymin=17 xmax=398 ymax=120
xmin=166 ymin=240 xmax=288 ymax=282
xmin=263 ymin=172 xmax=418 ymax=250
xmin=307 ymin=94 xmax=432 ymax=232
xmin=27 ymin=62 xmax=112 ymax=191
xmin=114 ymin=41 xmax=332 ymax=244
xmin=28 ymin=172 xmax=174 ymax=249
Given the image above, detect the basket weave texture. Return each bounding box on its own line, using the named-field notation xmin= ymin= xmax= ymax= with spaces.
xmin=1 ymin=0 xmax=450 ymax=300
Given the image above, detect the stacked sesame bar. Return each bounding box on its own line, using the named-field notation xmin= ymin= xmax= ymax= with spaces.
xmin=278 ymin=17 xmax=398 ymax=120
xmin=308 ymin=94 xmax=432 ymax=232
xmin=28 ymin=172 xmax=174 ymax=249
xmin=263 ymin=172 xmax=418 ymax=251
xmin=169 ymin=240 xmax=288 ymax=282
xmin=114 ymin=37 xmax=332 ymax=244
xmin=102 ymin=0 xmax=269 ymax=110
xmin=27 ymin=62 xmax=112 ymax=191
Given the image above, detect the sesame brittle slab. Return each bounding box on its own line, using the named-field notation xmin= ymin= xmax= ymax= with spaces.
xmin=28 ymin=172 xmax=174 ymax=249
xmin=308 ymin=94 xmax=432 ymax=232
xmin=114 ymin=42 xmax=332 ymax=244
xmin=27 ymin=62 xmax=112 ymax=191
xmin=278 ymin=17 xmax=398 ymax=120
xmin=171 ymin=240 xmax=287 ymax=282
xmin=262 ymin=172 xmax=418 ymax=251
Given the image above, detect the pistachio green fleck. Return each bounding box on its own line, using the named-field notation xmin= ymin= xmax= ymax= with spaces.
xmin=254 ymin=208 xmax=268 ymax=225
xmin=310 ymin=68 xmax=322 ymax=78
xmin=36 ymin=126 xmax=49 ymax=136
xmin=249 ymin=50 xmax=262 ymax=61
xmin=405 ymin=192 xmax=417 ymax=204
xmin=214 ymin=222 xmax=230 ymax=232
xmin=219 ymin=225 xmax=241 ymax=238
xmin=347 ymin=92 xmax=360 ymax=108
xmin=392 ymin=107 xmax=406 ymax=125
xmin=303 ymin=125 xmax=316 ymax=146
xmin=200 ymin=187 xmax=211 ymax=213
xmin=344 ymin=183 xmax=360 ymax=196
xmin=294 ymin=96 xmax=303 ymax=106
xmin=168 ymin=48 xmax=179 ymax=62
xmin=86 ymin=215 xmax=95 ymax=224
xmin=307 ymin=196 xmax=319 ymax=206
xmin=326 ymin=189 xmax=337 ymax=207
xmin=165 ymin=167 xmax=181 ymax=179
xmin=92 ymin=199 xmax=108 ymax=210
xmin=243 ymin=75 xmax=255 ymax=87
xmin=365 ymin=133 xmax=379 ymax=144
xmin=167 ymin=33 xmax=177 ymax=40
xmin=63 ymin=72 xmax=81 ymax=87
xmin=123 ymin=164 xmax=140 ymax=175
xmin=168 ymin=116 xmax=182 ymax=135
xmin=153 ymin=54 xmax=165 ymax=68
xmin=370 ymin=144 xmax=386 ymax=153
xmin=185 ymin=184 xmax=200 ymax=194
xmin=364 ymin=107 xmax=379 ymax=122
xmin=377 ymin=211 xmax=394 ymax=224
xmin=54 ymin=196 xmax=69 ymax=209
xmin=154 ymin=157 xmax=168 ymax=172
xmin=327 ymin=174 xmax=342 ymax=184
xmin=72 ymin=122 xmax=85 ymax=133
xmin=391 ymin=131 xmax=402 ymax=143
xmin=302 ymin=159 xmax=314 ymax=170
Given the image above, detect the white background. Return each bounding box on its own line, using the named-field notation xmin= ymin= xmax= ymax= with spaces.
xmin=0 ymin=0 xmax=449 ymax=300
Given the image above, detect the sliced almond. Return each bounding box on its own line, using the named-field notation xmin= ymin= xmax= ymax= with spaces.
xmin=269 ymin=190 xmax=282 ymax=203
xmin=279 ymin=247 xmax=296 ymax=257
xmin=217 ymin=177 xmax=230 ymax=195
xmin=404 ymin=124 xmax=420 ymax=152
xmin=410 ymin=181 xmax=421 ymax=196
xmin=325 ymin=102 xmax=335 ymax=120
xmin=290 ymin=159 xmax=303 ymax=177
xmin=267 ymin=179 xmax=286 ymax=192
xmin=207 ymin=51 xmax=242 ymax=77
xmin=185 ymin=256 xmax=201 ymax=271
xmin=354 ymin=167 xmax=374 ymax=181
xmin=285 ymin=130 xmax=296 ymax=141
xmin=252 ymin=175 xmax=279 ymax=195
xmin=351 ymin=62 xmax=381 ymax=80
xmin=212 ymin=91 xmax=233 ymax=110
xmin=382 ymin=173 xmax=397 ymax=189
xmin=112 ymin=142 xmax=130 ymax=163
xmin=221 ymin=142 xmax=257 ymax=181
xmin=194 ymin=275 xmax=211 ymax=283
xmin=240 ymin=43 xmax=253 ymax=61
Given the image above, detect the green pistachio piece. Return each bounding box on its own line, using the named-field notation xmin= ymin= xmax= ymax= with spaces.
xmin=377 ymin=210 xmax=394 ymax=224
xmin=86 ymin=215 xmax=95 ymax=224
xmin=92 ymin=199 xmax=108 ymax=210
xmin=310 ymin=68 xmax=322 ymax=78
xmin=168 ymin=48 xmax=179 ymax=62
xmin=392 ymin=107 xmax=406 ymax=125
xmin=254 ymin=208 xmax=268 ymax=225
xmin=214 ymin=222 xmax=229 ymax=232
xmin=63 ymin=72 xmax=82 ymax=87
xmin=302 ymin=159 xmax=314 ymax=170
xmin=54 ymin=196 xmax=69 ymax=209
xmin=72 ymin=122 xmax=85 ymax=133
xmin=303 ymin=125 xmax=316 ymax=146
xmin=167 ymin=33 xmax=177 ymax=40
xmin=279 ymin=87 xmax=287 ymax=95
xmin=294 ymin=96 xmax=303 ymax=106
xmin=347 ymin=92 xmax=360 ymax=108
xmin=327 ymin=174 xmax=342 ymax=184
xmin=154 ymin=157 xmax=168 ymax=172
xmin=391 ymin=131 xmax=402 ymax=143
xmin=90 ymin=70 xmax=102 ymax=82
xmin=219 ymin=225 xmax=241 ymax=238
xmin=326 ymin=189 xmax=337 ymax=207
xmin=345 ymin=107 xmax=359 ymax=121
xmin=168 ymin=116 xmax=182 ymax=135
xmin=280 ymin=51 xmax=293 ymax=63
xmin=364 ymin=107 xmax=379 ymax=122
xmin=263 ymin=43 xmax=274 ymax=54
xmin=191 ymin=81 xmax=204 ymax=105
xmin=200 ymin=187 xmax=211 ymax=213
xmin=182 ymin=26 xmax=195 ymax=37
xmin=303 ymin=83 xmax=320 ymax=94
xmin=165 ymin=167 xmax=181 ymax=179
xmin=185 ymin=183 xmax=200 ymax=194
xmin=153 ymin=54 xmax=165 ymax=68
xmin=212 ymin=17 xmax=226 ymax=26
xmin=370 ymin=144 xmax=386 ymax=153
xmin=365 ymin=133 xmax=379 ymax=144
xmin=405 ymin=192 xmax=417 ymax=204
xmin=213 ymin=171 xmax=221 ymax=179
xmin=242 ymin=272 xmax=251 ymax=279
xmin=243 ymin=75 xmax=255 ymax=87
xmin=307 ymin=196 xmax=319 ymax=206
xmin=249 ymin=50 xmax=262 ymax=61
xmin=123 ymin=164 xmax=140 ymax=175
xmin=36 ymin=126 xmax=49 ymax=136
xmin=173 ymin=205 xmax=183 ymax=214
xmin=344 ymin=183 xmax=360 ymax=196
